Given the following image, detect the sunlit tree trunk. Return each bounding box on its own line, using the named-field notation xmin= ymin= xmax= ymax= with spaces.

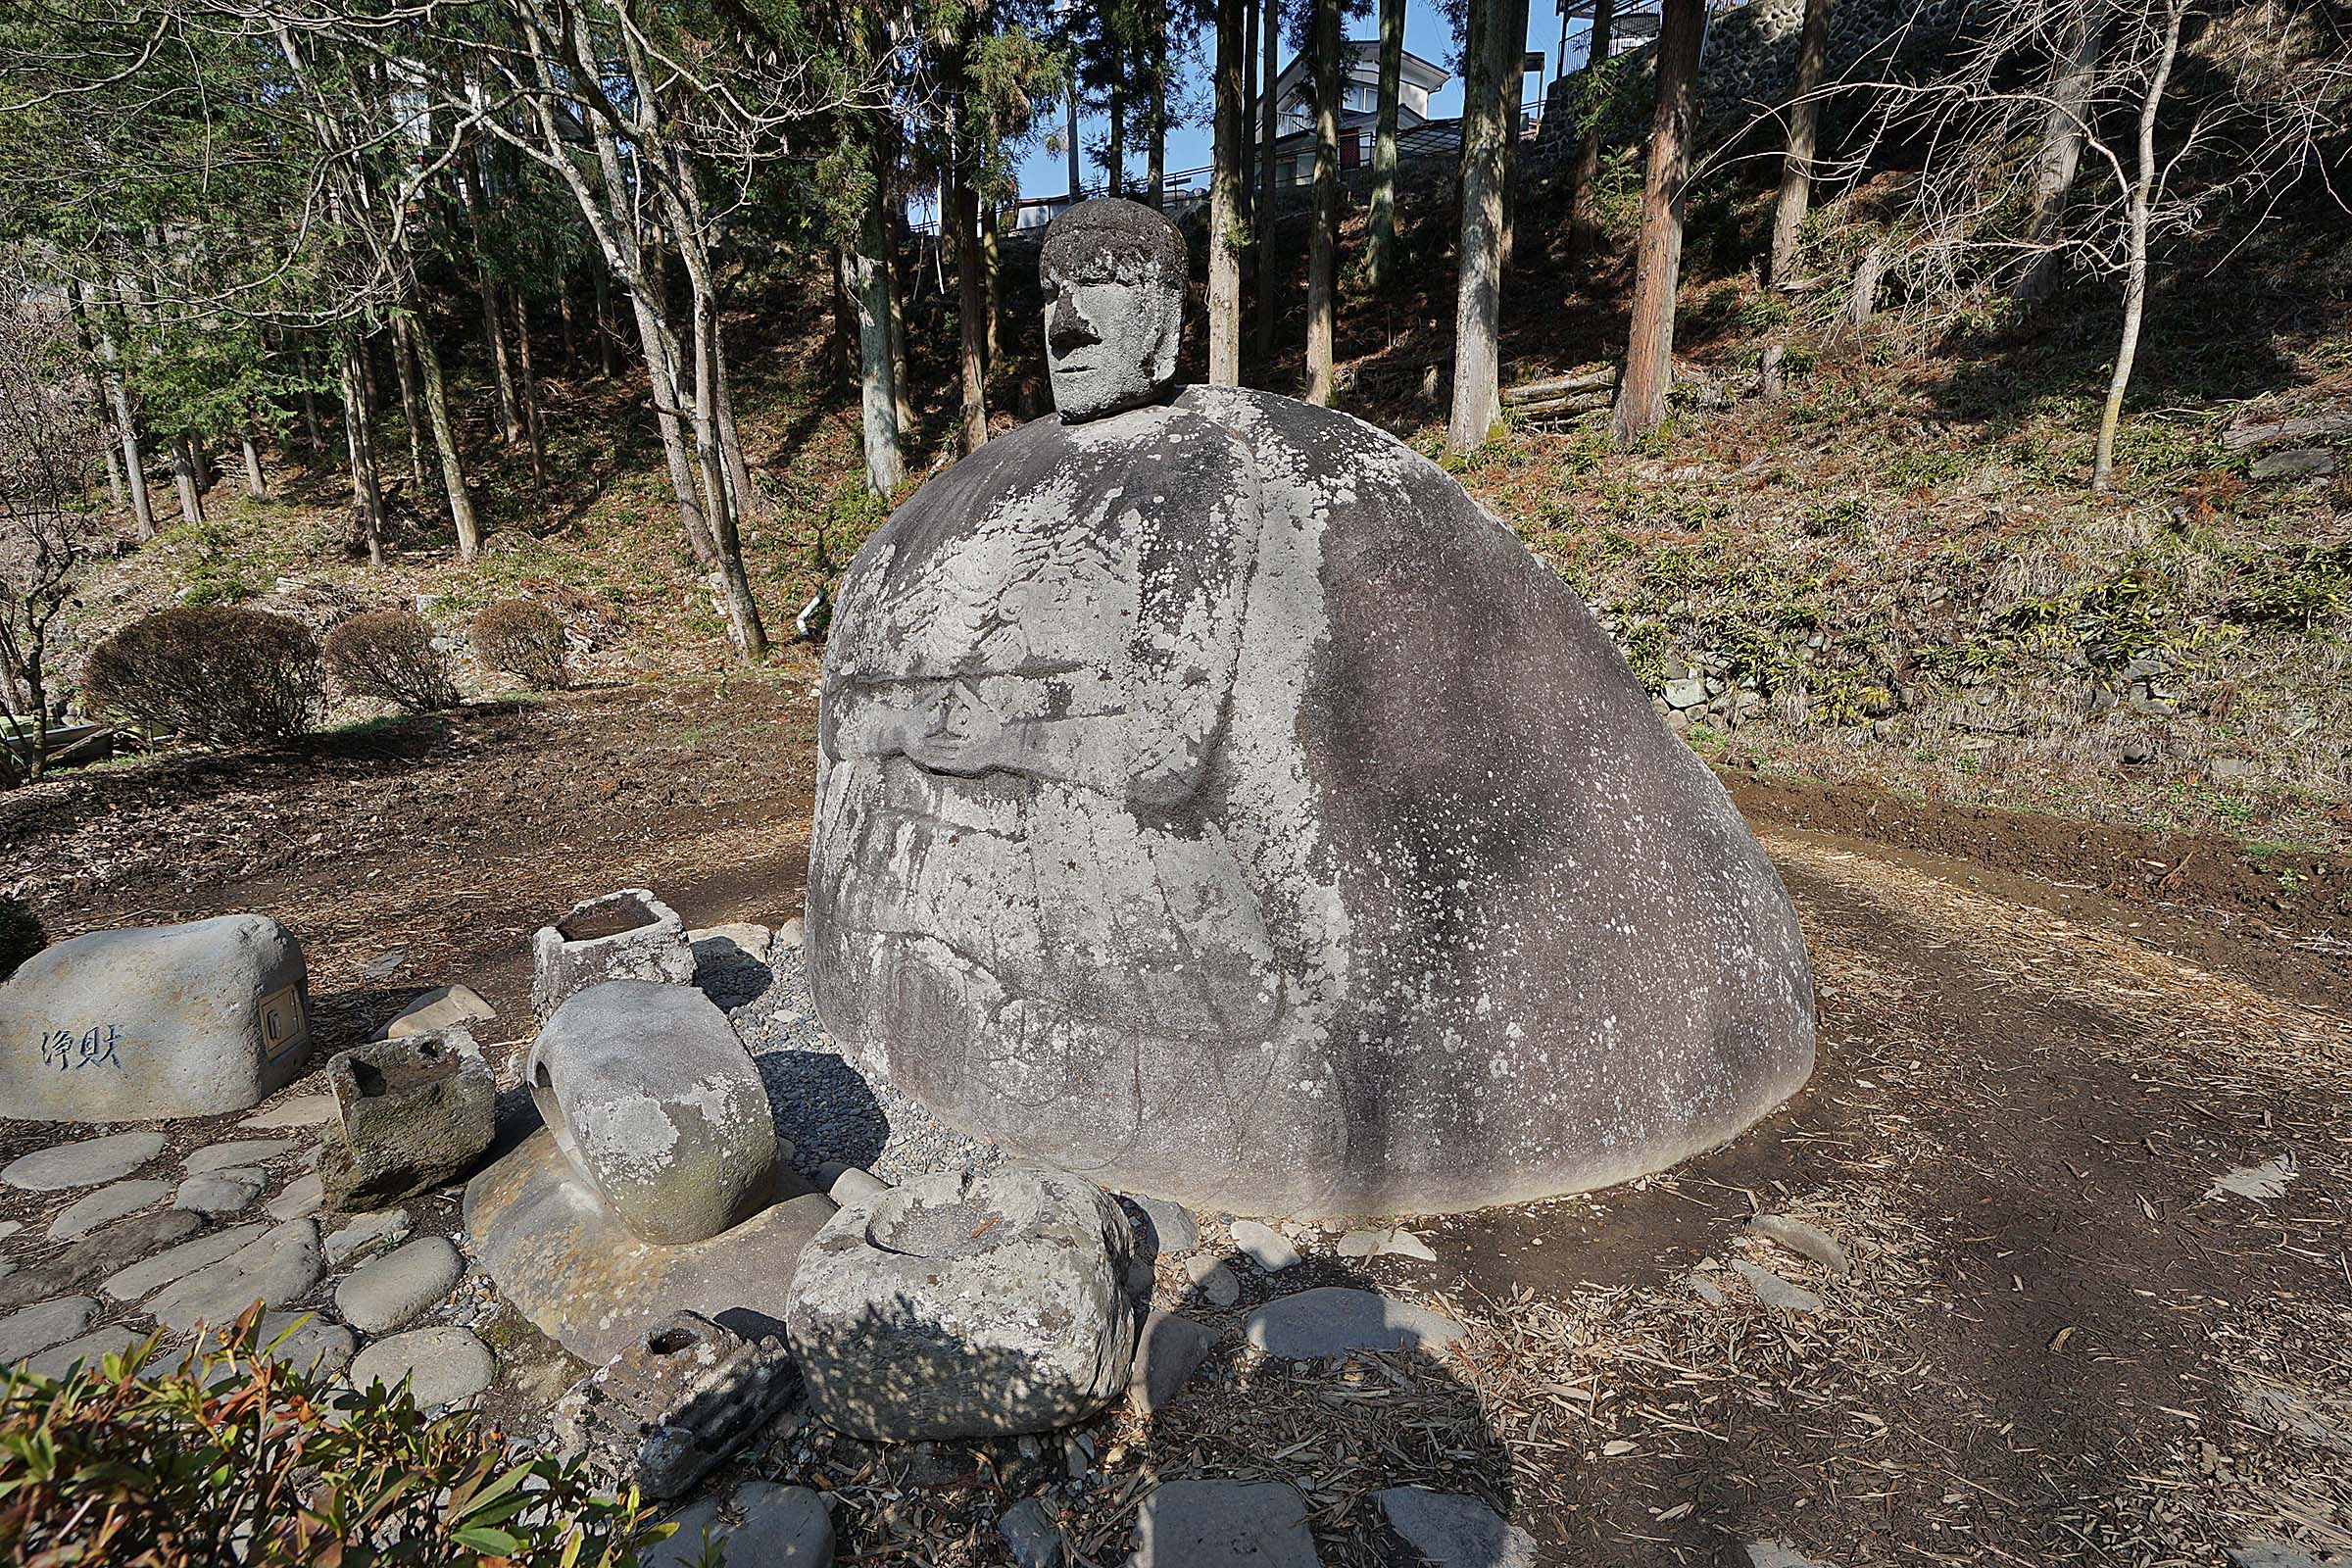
xmin=390 ymin=311 xmax=429 ymax=492
xmin=1208 ymin=0 xmax=1247 ymax=383
xmin=336 ymin=328 xmax=385 ymax=564
xmin=1368 ymin=0 xmax=1406 ymax=290
xmin=1610 ymin=0 xmax=1704 ymax=447
xmin=170 ymin=436 xmax=205 ymax=526
xmin=409 ymin=309 xmax=481 ymax=561
xmin=65 ymin=287 xmax=127 ymax=511
xmin=1253 ymin=0 xmax=1281 ymax=373
xmin=841 ymin=210 xmax=904 ymax=495
xmin=1304 ymin=0 xmax=1341 ymax=404
xmin=83 ymin=286 xmax=154 ymax=540
xmin=1767 ymin=0 xmax=1833 ymax=287
xmin=1446 ymin=0 xmax=1515 ymax=453
xmin=983 ymin=194 xmax=1003 ymax=368
xmin=2016 ymin=4 xmax=2102 ymax=306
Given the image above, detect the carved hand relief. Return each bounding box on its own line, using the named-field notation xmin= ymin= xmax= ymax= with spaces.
xmin=815 ymin=412 xmax=1292 ymax=1172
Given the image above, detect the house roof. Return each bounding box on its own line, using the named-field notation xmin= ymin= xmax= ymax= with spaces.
xmin=1262 ymin=40 xmax=1451 ymax=113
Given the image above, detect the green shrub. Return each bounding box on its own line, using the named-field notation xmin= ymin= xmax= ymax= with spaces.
xmin=325 ymin=610 xmax=462 ymax=711
xmin=83 ymin=607 xmax=321 ymax=745
xmin=0 ymin=899 xmax=42 ymax=982
xmin=470 ymin=600 xmax=570 ymax=691
xmin=2228 ymin=543 xmax=2352 ymax=629
xmin=0 ymin=1307 xmax=667 ymax=1566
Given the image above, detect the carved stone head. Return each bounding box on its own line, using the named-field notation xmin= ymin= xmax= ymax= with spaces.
xmin=1039 ymin=198 xmax=1188 ymax=422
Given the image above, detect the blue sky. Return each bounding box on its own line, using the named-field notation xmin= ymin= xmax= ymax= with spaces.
xmin=1006 ymin=3 xmax=1604 ymax=201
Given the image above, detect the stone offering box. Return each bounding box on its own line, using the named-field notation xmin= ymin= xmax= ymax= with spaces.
xmin=318 ymin=1028 xmax=496 ymax=1210
xmin=0 ymin=914 xmax=310 ymax=1123
xmin=531 ymin=889 xmax=696 ymax=1021
xmin=554 ymin=1309 xmax=796 ymax=1501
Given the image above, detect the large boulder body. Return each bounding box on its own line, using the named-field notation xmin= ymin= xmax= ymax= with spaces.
xmin=0 ymin=915 xmax=311 ymax=1123
xmin=808 ymin=388 xmax=1814 ymax=1219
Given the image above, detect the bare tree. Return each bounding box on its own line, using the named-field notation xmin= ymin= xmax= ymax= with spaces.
xmin=2094 ymin=0 xmax=2188 ymax=488
xmin=0 ymin=293 xmax=98 ymax=788
xmin=2015 ymin=3 xmax=2103 ymax=304
xmin=1845 ymin=0 xmax=2351 ymax=488
xmin=1611 ymin=0 xmax=1705 ymax=447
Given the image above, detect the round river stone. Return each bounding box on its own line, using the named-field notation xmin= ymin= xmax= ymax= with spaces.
xmin=3 ymin=1131 xmax=170 ymax=1192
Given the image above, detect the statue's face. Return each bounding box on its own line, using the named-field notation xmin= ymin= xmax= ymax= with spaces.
xmin=1041 ymin=250 xmax=1181 ymax=421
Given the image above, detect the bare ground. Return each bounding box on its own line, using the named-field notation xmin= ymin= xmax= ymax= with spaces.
xmin=3 ymin=679 xmax=2347 ymax=1565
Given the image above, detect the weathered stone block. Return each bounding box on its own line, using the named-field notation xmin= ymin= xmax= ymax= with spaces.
xmin=526 ymin=981 xmax=778 ymax=1247
xmin=553 ymin=1309 xmax=796 ymax=1501
xmin=377 ymin=983 xmax=495 ymax=1040
xmin=317 ymin=1028 xmax=495 ymax=1211
xmin=531 ymin=889 xmax=695 ymax=1020
xmin=463 ymin=1128 xmax=828 ymax=1364
xmin=785 ymin=1166 xmax=1137 ymax=1441
xmin=0 ymin=915 xmax=311 ymax=1123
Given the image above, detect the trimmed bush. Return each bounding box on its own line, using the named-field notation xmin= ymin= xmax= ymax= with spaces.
xmin=0 ymin=898 xmax=41 ymax=983
xmin=470 ymin=599 xmax=570 ymax=691
xmin=325 ymin=609 xmax=462 ymax=711
xmin=0 ymin=1307 xmax=666 ymax=1566
xmin=83 ymin=607 xmax=321 ymax=745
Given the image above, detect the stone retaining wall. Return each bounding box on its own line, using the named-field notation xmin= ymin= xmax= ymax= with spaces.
xmin=1537 ymin=0 xmax=1989 ymax=154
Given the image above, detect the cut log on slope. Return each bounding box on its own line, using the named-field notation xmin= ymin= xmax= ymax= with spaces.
xmin=2223 ymin=407 xmax=2352 ymax=453
xmin=1502 ymin=363 xmax=1617 ymax=406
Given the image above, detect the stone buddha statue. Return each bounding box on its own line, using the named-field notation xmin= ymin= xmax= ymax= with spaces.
xmin=807 ymin=198 xmax=1815 ymax=1219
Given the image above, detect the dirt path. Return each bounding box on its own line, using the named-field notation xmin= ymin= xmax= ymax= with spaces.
xmin=3 ymin=680 xmax=2346 ymax=1563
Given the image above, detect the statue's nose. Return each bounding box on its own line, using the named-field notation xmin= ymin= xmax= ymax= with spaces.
xmin=1048 ymin=292 xmax=1099 ymax=354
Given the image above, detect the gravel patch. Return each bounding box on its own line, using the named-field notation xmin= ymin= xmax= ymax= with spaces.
xmin=726 ymin=949 xmax=999 ymax=1188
